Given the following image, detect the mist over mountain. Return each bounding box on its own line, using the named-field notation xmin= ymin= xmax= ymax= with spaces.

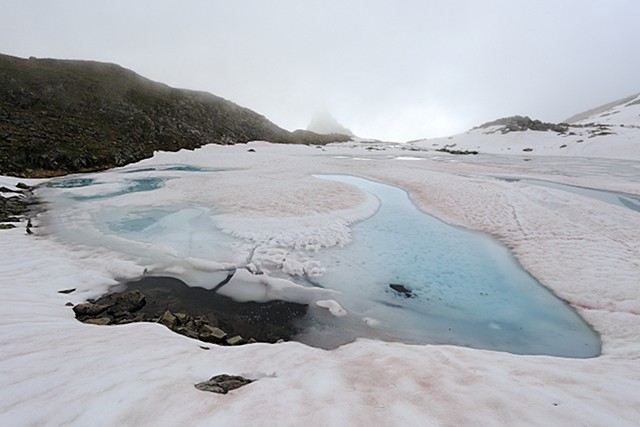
xmin=0 ymin=54 xmax=350 ymax=177
xmin=306 ymin=110 xmax=354 ymax=136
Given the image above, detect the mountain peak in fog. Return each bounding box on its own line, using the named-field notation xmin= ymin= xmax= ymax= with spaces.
xmin=307 ymin=109 xmax=354 ymax=136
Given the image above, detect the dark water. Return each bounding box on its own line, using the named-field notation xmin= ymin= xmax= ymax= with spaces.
xmin=120 ymin=276 xmax=308 ymax=343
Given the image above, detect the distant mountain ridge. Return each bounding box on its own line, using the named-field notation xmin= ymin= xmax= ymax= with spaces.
xmin=0 ymin=54 xmax=350 ymax=177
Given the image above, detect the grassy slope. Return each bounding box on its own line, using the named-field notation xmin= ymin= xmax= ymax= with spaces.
xmin=0 ymin=54 xmax=349 ymax=177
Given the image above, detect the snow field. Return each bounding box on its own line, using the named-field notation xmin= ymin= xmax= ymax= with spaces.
xmin=1 ymin=141 xmax=639 ymax=426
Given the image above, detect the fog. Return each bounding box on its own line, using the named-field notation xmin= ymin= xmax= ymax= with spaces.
xmin=2 ymin=0 xmax=639 ymax=141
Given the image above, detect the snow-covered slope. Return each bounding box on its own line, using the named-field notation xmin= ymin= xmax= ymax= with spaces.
xmin=564 ymin=93 xmax=640 ymax=124
xmin=413 ymin=94 xmax=640 ymax=160
xmin=1 ymin=142 xmax=640 ymax=426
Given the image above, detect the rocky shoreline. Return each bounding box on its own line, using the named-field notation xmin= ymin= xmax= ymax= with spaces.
xmin=72 ymin=276 xmax=308 ymax=346
xmin=0 ymin=182 xmax=39 ymax=231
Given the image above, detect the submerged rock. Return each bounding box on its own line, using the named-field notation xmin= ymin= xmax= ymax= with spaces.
xmin=111 ymin=290 xmax=146 ymax=313
xmin=389 ymin=284 xmax=414 ymax=298
xmin=194 ymin=374 xmax=253 ymax=394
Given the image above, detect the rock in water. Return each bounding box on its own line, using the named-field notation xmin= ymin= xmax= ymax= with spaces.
xmin=194 ymin=374 xmax=253 ymax=394
xmin=389 ymin=283 xmax=414 ymax=298
xmin=112 ymin=290 xmax=146 ymax=312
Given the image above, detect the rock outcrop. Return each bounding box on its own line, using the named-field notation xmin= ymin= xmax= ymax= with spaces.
xmin=475 ymin=115 xmax=568 ymax=134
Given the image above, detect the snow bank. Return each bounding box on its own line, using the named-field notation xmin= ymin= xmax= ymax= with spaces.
xmin=1 ymin=142 xmax=639 ymax=426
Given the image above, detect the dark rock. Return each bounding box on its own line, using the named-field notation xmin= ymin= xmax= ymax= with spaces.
xmin=0 ymin=223 xmax=15 ymax=229
xmin=175 ymin=326 xmax=199 ymax=339
xmin=226 ymin=335 xmax=244 ymax=346
xmin=15 ymin=182 xmax=31 ymax=190
xmin=84 ymin=316 xmax=112 ymax=325
xmin=112 ymin=290 xmax=146 ymax=313
xmin=73 ymin=302 xmax=112 ymax=316
xmin=436 ymin=148 xmax=478 ymax=155
xmin=199 ymin=324 xmax=227 ymax=343
xmin=58 ymin=288 xmax=76 ymax=294
xmin=160 ymin=310 xmax=178 ymax=328
xmin=389 ymin=284 xmax=414 ymax=298
xmin=194 ymin=374 xmax=253 ymax=394
xmin=174 ymin=312 xmax=190 ymax=325
xmin=247 ymin=148 xmax=256 ymax=152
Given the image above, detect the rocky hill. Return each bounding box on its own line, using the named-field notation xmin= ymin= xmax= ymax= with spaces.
xmin=0 ymin=54 xmax=350 ymax=177
xmin=473 ymin=115 xmax=568 ymax=134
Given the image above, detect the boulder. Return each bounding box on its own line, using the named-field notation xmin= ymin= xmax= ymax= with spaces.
xmin=194 ymin=374 xmax=253 ymax=394
xmin=160 ymin=310 xmax=178 ymax=328
xmin=226 ymin=335 xmax=244 ymax=346
xmin=73 ymin=302 xmax=112 ymax=316
xmin=174 ymin=312 xmax=190 ymax=325
xmin=113 ymin=290 xmax=146 ymax=312
xmin=199 ymin=325 xmax=227 ymax=343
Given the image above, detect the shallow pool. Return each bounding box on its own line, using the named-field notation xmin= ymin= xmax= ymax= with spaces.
xmin=301 ymin=175 xmax=601 ymax=357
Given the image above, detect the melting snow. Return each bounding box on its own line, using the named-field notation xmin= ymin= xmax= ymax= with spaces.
xmin=1 ymin=141 xmax=639 ymax=426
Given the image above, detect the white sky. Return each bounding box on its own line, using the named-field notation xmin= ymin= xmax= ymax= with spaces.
xmin=1 ymin=0 xmax=639 ymax=141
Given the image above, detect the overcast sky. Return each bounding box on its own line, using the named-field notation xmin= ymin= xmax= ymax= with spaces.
xmin=1 ymin=1 xmax=639 ymax=141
